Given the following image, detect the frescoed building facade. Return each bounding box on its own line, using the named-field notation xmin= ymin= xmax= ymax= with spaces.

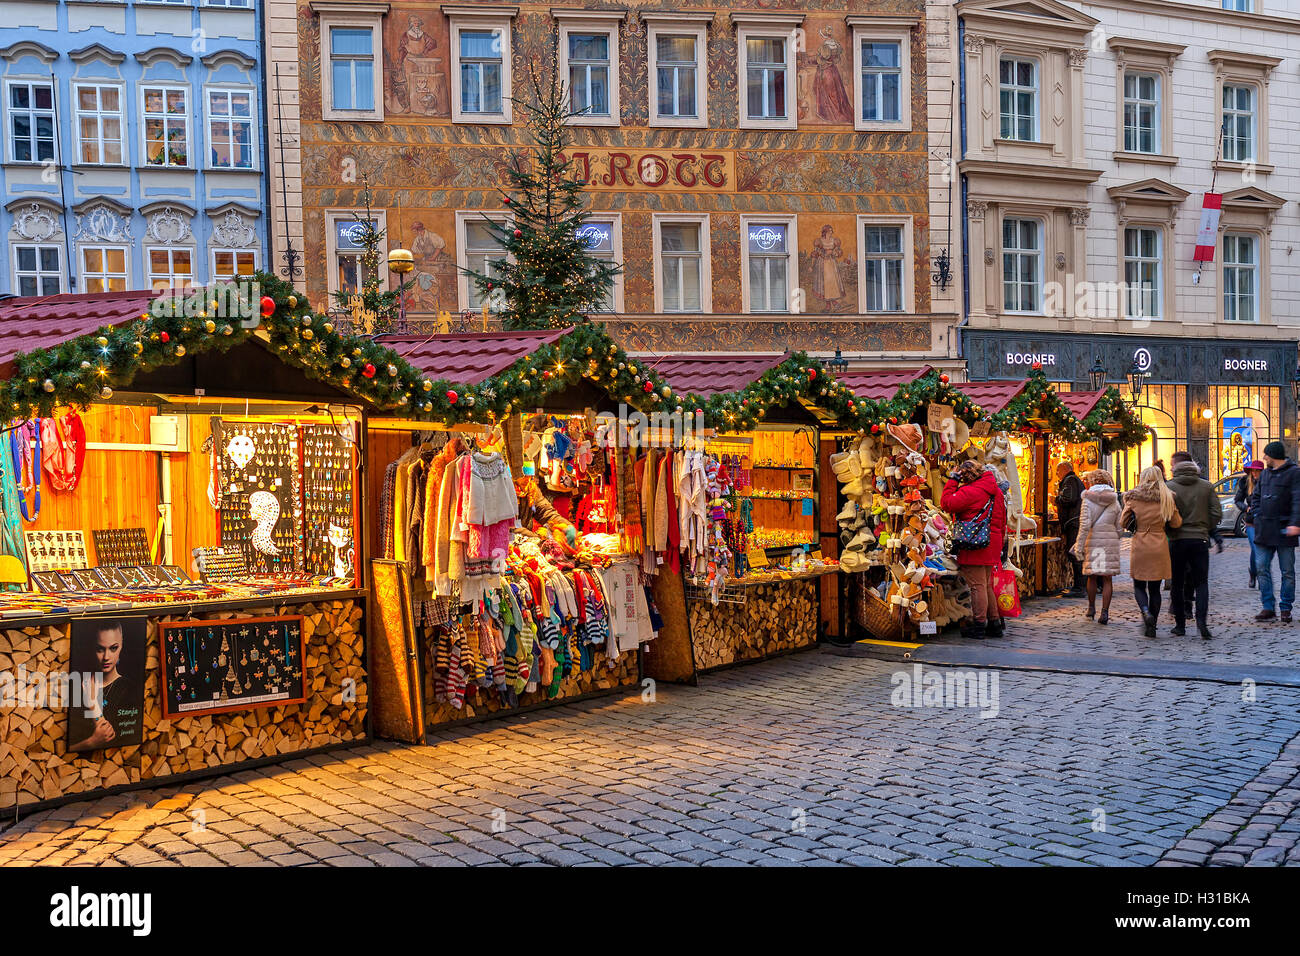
xmin=1 ymin=1 xmax=267 ymax=296
xmin=265 ymin=0 xmax=963 ymax=361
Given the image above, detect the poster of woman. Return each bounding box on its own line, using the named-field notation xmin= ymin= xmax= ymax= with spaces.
xmin=1222 ymin=419 xmax=1253 ymax=476
xmin=66 ymin=617 xmax=146 ymax=752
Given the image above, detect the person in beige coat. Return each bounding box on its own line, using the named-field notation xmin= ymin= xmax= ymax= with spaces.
xmin=1120 ymin=466 xmax=1182 ymax=638
xmin=1073 ymin=469 xmax=1123 ymax=624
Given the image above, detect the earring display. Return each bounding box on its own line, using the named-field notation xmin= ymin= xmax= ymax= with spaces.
xmin=92 ymin=528 xmax=152 ymax=567
xmin=158 ymin=614 xmax=307 ymax=717
xmin=301 ymin=424 xmax=355 ymax=577
xmin=193 ymin=546 xmax=249 ymax=582
xmin=213 ymin=419 xmax=300 ymax=575
xmin=23 ymin=530 xmax=89 ymax=573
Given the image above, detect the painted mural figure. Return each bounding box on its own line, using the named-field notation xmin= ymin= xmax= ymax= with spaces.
xmin=800 ymin=28 xmax=854 ymax=124
xmin=810 ymin=224 xmax=846 ymax=304
xmin=386 ymin=15 xmax=448 ymax=115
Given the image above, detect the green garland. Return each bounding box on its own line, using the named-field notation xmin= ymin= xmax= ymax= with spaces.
xmin=0 ymin=275 xmax=1147 ymax=450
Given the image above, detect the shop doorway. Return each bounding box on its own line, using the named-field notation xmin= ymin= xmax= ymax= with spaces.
xmin=1213 ymin=405 xmax=1271 ymax=481
xmin=1117 ymin=407 xmax=1174 ymax=492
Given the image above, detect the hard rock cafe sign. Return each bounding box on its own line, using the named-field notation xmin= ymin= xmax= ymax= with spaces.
xmin=564 ymin=149 xmax=735 ymax=192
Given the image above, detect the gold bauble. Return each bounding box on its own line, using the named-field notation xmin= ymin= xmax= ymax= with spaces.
xmin=204 ymin=320 xmax=216 ymax=333
xmin=100 ymin=386 xmax=113 ymax=399
xmin=42 ymin=379 xmax=55 ymax=392
xmin=96 ymin=336 xmax=109 ymax=348
xmin=422 ymin=379 xmax=433 ymax=392
xmin=287 ymin=295 xmax=298 ymax=308
xmin=340 ymin=357 xmax=351 ymax=368
xmin=302 ymin=329 xmax=314 ymax=340
xmin=174 ymin=345 xmax=186 ymax=357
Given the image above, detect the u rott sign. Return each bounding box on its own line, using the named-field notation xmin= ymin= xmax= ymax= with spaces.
xmin=565 ymin=149 xmax=735 ymax=192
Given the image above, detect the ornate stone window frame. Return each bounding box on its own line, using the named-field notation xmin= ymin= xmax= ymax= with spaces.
xmin=732 ymin=12 xmax=803 ymax=132
xmin=312 ymin=1 xmax=389 ymax=123
xmin=738 ymin=214 xmax=798 ymax=314
xmin=651 ymin=213 xmax=712 ymax=314
xmin=1107 ymin=37 xmax=1183 ymax=166
xmin=847 ymin=15 xmax=916 ymax=133
xmin=553 ymin=9 xmax=625 ymax=128
xmin=855 ymin=214 xmax=915 ymax=315
xmin=453 ymin=209 xmax=506 ymax=311
xmin=1106 ymin=178 xmax=1188 ymax=322
xmin=1208 ymin=49 xmax=1280 ymax=175
xmin=580 ymin=211 xmax=624 ymax=313
xmin=642 ymin=12 xmax=713 ymax=130
xmin=445 ymin=5 xmax=519 ymax=126
xmin=1214 ymin=186 xmax=1285 ymax=327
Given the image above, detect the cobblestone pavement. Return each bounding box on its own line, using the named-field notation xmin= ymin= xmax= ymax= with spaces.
xmin=4 ymin=538 xmax=1300 ymax=866
xmin=937 ymin=537 xmax=1300 ymax=667
xmin=3 ymin=644 xmax=1300 ymax=865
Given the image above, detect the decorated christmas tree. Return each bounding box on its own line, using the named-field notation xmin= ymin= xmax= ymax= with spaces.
xmin=331 ymin=177 xmax=412 ymax=334
xmin=465 ymin=47 xmax=621 ymax=330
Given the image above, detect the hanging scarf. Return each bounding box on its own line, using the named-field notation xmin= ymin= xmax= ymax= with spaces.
xmin=41 ymin=410 xmax=86 ymax=492
xmin=0 ymin=435 xmax=27 ymax=565
xmin=11 ymin=420 xmax=39 ymax=521
xmin=617 ymin=440 xmax=643 ymax=554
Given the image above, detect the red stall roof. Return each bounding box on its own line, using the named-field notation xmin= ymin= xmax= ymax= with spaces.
xmin=839 ymin=366 xmax=933 ymax=400
xmin=1059 ymin=389 xmax=1106 ymax=420
xmin=638 ymin=352 xmax=788 ymax=397
xmin=957 ymin=379 xmax=1027 ymax=414
xmin=380 ymin=328 xmax=571 ymax=385
xmin=0 ymin=289 xmax=158 ymax=375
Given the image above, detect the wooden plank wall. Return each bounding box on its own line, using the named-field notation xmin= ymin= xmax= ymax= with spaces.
xmin=22 ymin=407 xmax=222 ymax=569
xmin=364 ymin=428 xmax=413 ymax=561
xmin=25 ymin=406 xmax=160 ymax=564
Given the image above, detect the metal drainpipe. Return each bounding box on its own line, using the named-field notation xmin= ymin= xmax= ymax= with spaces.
xmin=956 ymin=15 xmax=971 ymax=368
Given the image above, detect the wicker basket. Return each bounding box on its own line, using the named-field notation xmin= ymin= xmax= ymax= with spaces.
xmin=858 ymin=586 xmax=904 ymax=642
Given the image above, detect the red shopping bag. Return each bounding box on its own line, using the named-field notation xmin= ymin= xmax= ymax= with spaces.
xmin=993 ymin=565 xmax=1022 ymax=618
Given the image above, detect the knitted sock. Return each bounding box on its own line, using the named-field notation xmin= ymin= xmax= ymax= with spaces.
xmin=539 ymin=645 xmax=557 ymax=688
xmin=446 ymin=644 xmax=467 ymax=709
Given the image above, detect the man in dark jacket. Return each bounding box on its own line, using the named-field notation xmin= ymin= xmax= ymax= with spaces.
xmin=1054 ymin=462 xmax=1084 ymax=596
xmin=1167 ymin=451 xmax=1221 ymax=639
xmin=1248 ymin=441 xmax=1300 ymax=623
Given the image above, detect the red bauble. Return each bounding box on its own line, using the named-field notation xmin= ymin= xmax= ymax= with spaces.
xmin=447 ymin=390 xmax=458 ymax=404
xmin=513 ymin=229 xmax=522 ymax=238
xmin=939 ymin=373 xmax=950 ymax=384
xmin=890 ymin=416 xmax=898 ymax=424
xmin=362 ymin=363 xmax=376 ymax=379
xmin=871 ymin=423 xmax=880 ymax=433
xmin=808 ymin=368 xmax=817 ymax=380
xmin=642 ymin=380 xmax=653 ymax=393
xmin=1031 ymin=361 xmax=1042 ymax=370
xmin=260 ymin=295 xmax=275 ymax=318
xmin=159 ymin=331 xmax=170 ymax=343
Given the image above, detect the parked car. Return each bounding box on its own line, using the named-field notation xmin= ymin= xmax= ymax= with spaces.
xmin=1215 ymin=472 xmax=1245 ymax=536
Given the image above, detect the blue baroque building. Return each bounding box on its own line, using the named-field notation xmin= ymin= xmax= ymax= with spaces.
xmin=1 ymin=1 xmax=267 ymax=296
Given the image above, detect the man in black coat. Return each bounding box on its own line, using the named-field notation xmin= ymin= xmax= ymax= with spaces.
xmin=1054 ymin=461 xmax=1084 ymax=596
xmin=1248 ymin=441 xmax=1300 ymax=623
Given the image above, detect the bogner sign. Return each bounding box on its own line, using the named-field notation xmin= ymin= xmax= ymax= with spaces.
xmin=1005 ymin=352 xmax=1058 ymax=367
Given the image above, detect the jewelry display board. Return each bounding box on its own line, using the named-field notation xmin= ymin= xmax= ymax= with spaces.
xmin=92 ymin=528 xmax=151 ymax=567
xmin=23 ymin=530 xmax=88 ymax=572
xmin=192 ymin=547 xmax=249 ymax=582
xmin=214 ymin=419 xmax=300 ymax=574
xmin=158 ymin=614 xmax=307 ymax=717
xmin=301 ymin=423 xmax=355 ymax=577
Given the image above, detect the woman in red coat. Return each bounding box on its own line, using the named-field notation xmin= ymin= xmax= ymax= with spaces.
xmin=940 ymin=460 xmax=1008 ymax=639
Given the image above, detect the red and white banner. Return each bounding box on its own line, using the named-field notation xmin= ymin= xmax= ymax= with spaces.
xmin=1193 ymin=192 xmax=1222 ymax=262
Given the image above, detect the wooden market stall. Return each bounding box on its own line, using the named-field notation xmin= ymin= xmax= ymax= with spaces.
xmin=0 ymin=286 xmax=393 ymax=814
xmin=362 ymin=327 xmax=700 ymax=743
xmin=646 ymin=353 xmax=842 ymax=673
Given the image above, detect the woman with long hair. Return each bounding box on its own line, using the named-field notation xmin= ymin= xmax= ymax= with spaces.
xmin=1074 ymin=468 xmax=1123 ymax=624
xmin=1120 ymin=466 xmax=1182 ymax=637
